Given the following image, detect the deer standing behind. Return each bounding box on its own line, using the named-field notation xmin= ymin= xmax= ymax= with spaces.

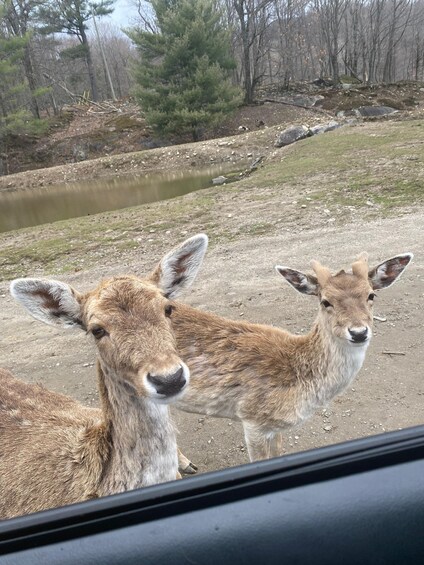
xmin=149 ymin=238 xmax=412 ymax=464
xmin=0 ymin=235 xmax=207 ymax=520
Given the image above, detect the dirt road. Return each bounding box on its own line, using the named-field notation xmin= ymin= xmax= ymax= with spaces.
xmin=1 ymin=211 xmax=422 ymax=474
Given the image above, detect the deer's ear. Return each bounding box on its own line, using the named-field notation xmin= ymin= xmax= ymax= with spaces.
xmin=368 ymin=253 xmax=413 ymax=290
xmin=275 ymin=266 xmax=319 ymax=296
xmin=148 ymin=234 xmax=208 ymax=299
xmin=10 ymin=279 xmax=84 ymax=328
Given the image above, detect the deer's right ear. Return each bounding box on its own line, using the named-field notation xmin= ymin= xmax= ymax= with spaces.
xmin=275 ymin=266 xmax=319 ymax=296
xmin=10 ymin=279 xmax=84 ymax=329
xmin=148 ymin=234 xmax=208 ymax=299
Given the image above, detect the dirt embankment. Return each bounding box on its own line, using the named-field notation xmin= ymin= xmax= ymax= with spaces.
xmin=3 ymin=81 xmax=424 ymax=190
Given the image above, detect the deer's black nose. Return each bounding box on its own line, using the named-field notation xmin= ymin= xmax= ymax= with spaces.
xmin=147 ymin=367 xmax=187 ymax=397
xmin=348 ymin=327 xmax=369 ymax=343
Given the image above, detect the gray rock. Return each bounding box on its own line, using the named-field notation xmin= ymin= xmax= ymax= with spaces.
xmin=72 ymin=144 xmax=88 ymax=162
xmin=275 ymin=125 xmax=311 ymax=148
xmin=212 ymin=175 xmax=228 ymax=185
xmin=355 ymin=106 xmax=397 ymax=118
xmin=310 ymin=121 xmax=341 ymax=135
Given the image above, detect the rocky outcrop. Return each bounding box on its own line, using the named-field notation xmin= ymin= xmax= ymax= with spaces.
xmin=275 ymin=125 xmax=312 ymax=148
xmin=355 ymin=106 xmax=397 ymax=118
xmin=275 ymin=120 xmax=347 ymax=148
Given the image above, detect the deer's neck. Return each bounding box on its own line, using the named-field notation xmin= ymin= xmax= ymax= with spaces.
xmin=96 ymin=361 xmax=177 ymax=495
xmin=294 ymin=322 xmax=369 ymax=418
xmin=309 ymin=321 xmax=368 ymax=380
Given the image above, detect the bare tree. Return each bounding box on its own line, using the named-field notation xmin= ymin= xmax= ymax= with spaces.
xmin=36 ymin=0 xmax=115 ymax=102
xmin=314 ymin=0 xmax=348 ymax=83
xmin=342 ymin=0 xmax=366 ymax=79
xmin=232 ymin=0 xmax=273 ymax=103
xmin=382 ymin=0 xmax=414 ymax=83
xmin=408 ymin=2 xmax=424 ymax=80
xmin=130 ymin=0 xmax=157 ymax=31
xmin=94 ymin=21 xmax=135 ymax=99
xmin=272 ymin=0 xmax=310 ymax=88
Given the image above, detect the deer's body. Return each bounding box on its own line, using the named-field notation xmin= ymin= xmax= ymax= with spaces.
xmin=0 ymin=235 xmax=208 ymax=519
xmin=0 ymin=366 xmax=176 ymax=515
xmin=174 ymin=306 xmax=367 ymax=429
xmin=164 ymin=250 xmax=413 ymax=462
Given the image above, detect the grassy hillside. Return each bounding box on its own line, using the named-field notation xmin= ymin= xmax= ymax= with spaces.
xmin=1 ymin=119 xmax=422 ymax=280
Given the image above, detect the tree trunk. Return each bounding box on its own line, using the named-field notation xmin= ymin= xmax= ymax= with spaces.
xmin=23 ymin=45 xmax=41 ymax=119
xmin=234 ymin=0 xmax=254 ymax=104
xmin=81 ymin=28 xmax=99 ymax=102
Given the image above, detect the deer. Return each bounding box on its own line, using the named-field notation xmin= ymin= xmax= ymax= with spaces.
xmin=147 ymin=238 xmax=413 ymax=465
xmin=0 ymin=235 xmax=208 ymax=520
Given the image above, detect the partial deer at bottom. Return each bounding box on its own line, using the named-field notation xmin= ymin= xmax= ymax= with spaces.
xmin=157 ymin=245 xmax=412 ymax=465
xmin=0 ymin=235 xmax=207 ymax=520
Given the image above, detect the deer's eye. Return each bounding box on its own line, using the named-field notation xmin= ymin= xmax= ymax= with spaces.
xmin=91 ymin=326 xmax=106 ymax=339
xmin=165 ymin=304 xmax=174 ymax=318
xmin=368 ymin=293 xmax=376 ymax=301
xmin=321 ymin=299 xmax=333 ymax=308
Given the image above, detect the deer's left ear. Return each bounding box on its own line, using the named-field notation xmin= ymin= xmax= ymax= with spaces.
xmin=369 ymin=253 xmax=413 ymax=290
xmin=148 ymin=234 xmax=208 ymax=299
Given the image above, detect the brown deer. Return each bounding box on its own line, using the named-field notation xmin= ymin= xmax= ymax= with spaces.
xmin=147 ymin=242 xmax=413 ymax=464
xmin=0 ymin=235 xmax=208 ymax=519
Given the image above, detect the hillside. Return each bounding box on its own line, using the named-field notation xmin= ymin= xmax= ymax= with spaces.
xmin=2 ymin=81 xmax=424 ymax=186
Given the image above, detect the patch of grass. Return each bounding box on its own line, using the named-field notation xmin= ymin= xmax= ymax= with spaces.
xmin=105 ymin=115 xmax=144 ymax=130
xmin=238 ymin=222 xmax=275 ymax=236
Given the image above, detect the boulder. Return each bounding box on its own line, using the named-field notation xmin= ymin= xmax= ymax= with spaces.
xmin=212 ymin=175 xmax=229 ymax=185
xmin=275 ymin=125 xmax=311 ymax=148
xmin=355 ymin=106 xmax=397 ymax=118
xmin=309 ymin=121 xmax=341 ymax=135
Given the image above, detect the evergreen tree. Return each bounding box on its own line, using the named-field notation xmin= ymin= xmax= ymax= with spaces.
xmin=36 ymin=0 xmax=115 ymax=102
xmin=129 ymin=0 xmax=241 ymax=141
xmin=0 ymin=29 xmax=46 ymax=174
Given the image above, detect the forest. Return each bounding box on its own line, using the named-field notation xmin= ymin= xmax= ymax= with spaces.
xmin=1 ymin=0 xmax=424 ymax=163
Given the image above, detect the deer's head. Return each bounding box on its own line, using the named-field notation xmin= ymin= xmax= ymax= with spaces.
xmin=10 ymin=234 xmax=208 ymax=402
xmin=276 ymin=252 xmax=413 ymax=347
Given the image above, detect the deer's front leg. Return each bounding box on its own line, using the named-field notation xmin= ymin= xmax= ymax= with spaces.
xmin=178 ymin=448 xmax=198 ymax=475
xmin=268 ymin=432 xmax=284 ymax=458
xmin=242 ymin=422 xmax=269 ymax=462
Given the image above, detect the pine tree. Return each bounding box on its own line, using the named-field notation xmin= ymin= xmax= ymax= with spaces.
xmin=0 ymin=30 xmax=46 ymax=174
xmin=130 ymin=0 xmax=242 ymax=141
xmin=36 ymin=0 xmax=115 ymax=102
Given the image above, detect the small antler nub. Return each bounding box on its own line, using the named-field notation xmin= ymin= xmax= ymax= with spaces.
xmin=310 ymin=260 xmax=332 ymax=286
xmin=351 ymin=252 xmax=369 ymax=279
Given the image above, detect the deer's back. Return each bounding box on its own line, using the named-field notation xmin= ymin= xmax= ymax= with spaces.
xmin=172 ymin=304 xmax=306 ymax=419
xmin=0 ymin=368 xmax=107 ymax=519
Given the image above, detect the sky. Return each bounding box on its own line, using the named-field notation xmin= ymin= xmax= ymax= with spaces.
xmin=109 ymin=0 xmax=139 ymax=28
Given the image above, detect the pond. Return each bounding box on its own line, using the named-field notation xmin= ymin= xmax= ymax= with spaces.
xmin=0 ymin=165 xmax=239 ymax=233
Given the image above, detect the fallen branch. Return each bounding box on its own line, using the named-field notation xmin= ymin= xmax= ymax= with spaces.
xmin=373 ymin=315 xmax=387 ymax=322
xmin=382 ymin=351 xmax=406 ymax=356
xmin=42 ymin=72 xmax=118 ymax=112
xmin=262 ymin=97 xmax=329 ymax=114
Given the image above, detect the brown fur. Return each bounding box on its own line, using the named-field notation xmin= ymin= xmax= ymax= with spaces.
xmin=1 ymin=273 xmax=190 ymax=519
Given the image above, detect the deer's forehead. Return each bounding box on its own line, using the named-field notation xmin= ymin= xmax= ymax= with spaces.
xmin=84 ymin=278 xmax=164 ymax=315
xmin=323 ymin=273 xmax=372 ymax=301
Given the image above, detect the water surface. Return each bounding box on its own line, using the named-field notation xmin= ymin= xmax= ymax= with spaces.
xmin=0 ymin=166 xmax=237 ymax=233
